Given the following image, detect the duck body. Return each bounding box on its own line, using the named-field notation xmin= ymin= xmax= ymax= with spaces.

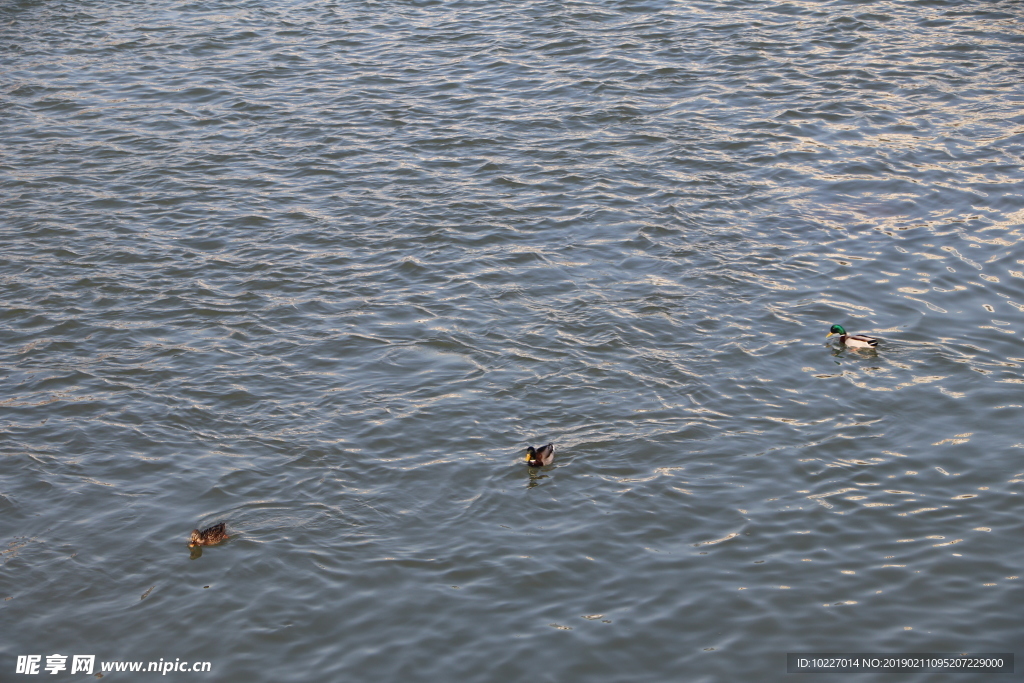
xmin=525 ymin=443 xmax=555 ymax=467
xmin=188 ymin=522 xmax=228 ymax=548
xmin=826 ymin=324 xmax=877 ymax=348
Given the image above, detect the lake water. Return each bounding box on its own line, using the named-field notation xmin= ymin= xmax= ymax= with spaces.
xmin=1 ymin=0 xmax=1022 ymax=680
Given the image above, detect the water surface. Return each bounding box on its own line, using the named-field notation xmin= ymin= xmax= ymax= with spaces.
xmin=2 ymin=0 xmax=1023 ymax=680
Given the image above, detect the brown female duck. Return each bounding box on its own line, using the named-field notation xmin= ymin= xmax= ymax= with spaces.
xmin=188 ymin=523 xmax=228 ymax=548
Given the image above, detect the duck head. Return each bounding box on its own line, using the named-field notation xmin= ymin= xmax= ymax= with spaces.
xmin=826 ymin=324 xmax=846 ymax=339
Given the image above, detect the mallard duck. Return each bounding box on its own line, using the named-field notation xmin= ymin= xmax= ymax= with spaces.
xmin=525 ymin=443 xmax=555 ymax=467
xmin=188 ymin=523 xmax=228 ymax=548
xmin=826 ymin=324 xmax=878 ymax=349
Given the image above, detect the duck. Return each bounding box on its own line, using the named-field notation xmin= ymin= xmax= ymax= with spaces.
xmin=525 ymin=443 xmax=555 ymax=467
xmin=188 ymin=522 xmax=228 ymax=548
xmin=826 ymin=324 xmax=878 ymax=349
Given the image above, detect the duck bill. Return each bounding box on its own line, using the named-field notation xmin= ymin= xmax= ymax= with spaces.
xmin=826 ymin=332 xmax=835 ymax=338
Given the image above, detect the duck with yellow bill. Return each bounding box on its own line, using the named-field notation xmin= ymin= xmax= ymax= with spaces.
xmin=826 ymin=324 xmax=878 ymax=349
xmin=524 ymin=443 xmax=555 ymax=467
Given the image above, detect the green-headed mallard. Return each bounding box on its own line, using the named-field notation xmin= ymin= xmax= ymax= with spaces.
xmin=525 ymin=443 xmax=554 ymax=467
xmin=188 ymin=522 xmax=228 ymax=548
xmin=826 ymin=324 xmax=878 ymax=349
